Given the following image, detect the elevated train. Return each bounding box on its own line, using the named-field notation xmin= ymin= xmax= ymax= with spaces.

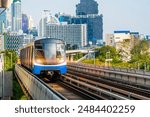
xmin=20 ymin=38 xmax=67 ymax=80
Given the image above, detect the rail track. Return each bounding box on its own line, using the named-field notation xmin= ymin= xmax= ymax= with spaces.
xmin=15 ymin=63 xmax=150 ymax=100
xmin=67 ymin=63 xmax=150 ymax=100
xmin=47 ymin=80 xmax=97 ymax=100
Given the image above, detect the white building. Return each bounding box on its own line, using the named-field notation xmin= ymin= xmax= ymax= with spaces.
xmin=28 ymin=15 xmax=33 ymax=30
xmin=105 ymin=34 xmax=114 ymax=46
xmin=22 ymin=34 xmax=34 ymax=46
xmin=12 ymin=0 xmax=22 ymax=32
xmin=114 ymin=31 xmax=131 ymax=43
xmin=38 ymin=10 xmax=59 ymax=38
xmin=46 ymin=23 xmax=87 ymax=48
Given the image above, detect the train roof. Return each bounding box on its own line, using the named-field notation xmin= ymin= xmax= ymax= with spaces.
xmin=20 ymin=38 xmax=65 ymax=50
xmin=35 ymin=38 xmax=65 ymax=43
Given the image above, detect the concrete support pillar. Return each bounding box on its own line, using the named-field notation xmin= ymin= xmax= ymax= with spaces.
xmin=70 ymin=54 xmax=74 ymax=62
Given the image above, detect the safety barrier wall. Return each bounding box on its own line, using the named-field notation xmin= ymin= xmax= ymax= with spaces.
xmin=15 ymin=64 xmax=65 ymax=100
xmin=68 ymin=63 xmax=150 ymax=88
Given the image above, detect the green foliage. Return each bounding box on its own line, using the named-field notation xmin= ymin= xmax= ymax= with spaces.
xmin=83 ymin=59 xmax=105 ymax=66
xmin=131 ymin=40 xmax=148 ymax=55
xmin=83 ymin=40 xmax=150 ymax=70
xmin=95 ymin=46 xmax=122 ymax=63
xmin=130 ymin=40 xmax=150 ymax=69
xmin=12 ymin=78 xmax=27 ymax=100
xmin=73 ymin=53 xmax=84 ymax=60
xmin=0 ymin=50 xmax=18 ymax=71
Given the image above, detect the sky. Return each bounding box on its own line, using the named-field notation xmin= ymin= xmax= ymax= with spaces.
xmin=21 ymin=0 xmax=150 ymax=35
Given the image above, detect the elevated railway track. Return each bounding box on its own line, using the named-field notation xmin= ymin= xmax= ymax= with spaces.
xmin=15 ymin=63 xmax=150 ymax=100
xmin=67 ymin=63 xmax=150 ymax=100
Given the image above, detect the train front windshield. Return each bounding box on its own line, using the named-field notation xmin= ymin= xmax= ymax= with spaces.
xmin=34 ymin=40 xmax=66 ymax=65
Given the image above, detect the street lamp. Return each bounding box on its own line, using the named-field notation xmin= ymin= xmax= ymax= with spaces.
xmin=106 ymin=51 xmax=110 ymax=67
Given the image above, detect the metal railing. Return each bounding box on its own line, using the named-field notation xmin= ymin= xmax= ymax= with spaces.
xmin=15 ymin=64 xmax=66 ymax=100
xmin=68 ymin=63 xmax=150 ymax=88
xmin=70 ymin=63 xmax=150 ymax=76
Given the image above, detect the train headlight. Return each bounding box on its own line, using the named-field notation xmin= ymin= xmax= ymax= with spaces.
xmin=57 ymin=58 xmax=64 ymax=63
xmin=36 ymin=59 xmax=42 ymax=64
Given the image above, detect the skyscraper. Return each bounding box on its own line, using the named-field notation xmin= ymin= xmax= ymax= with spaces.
xmin=6 ymin=7 xmax=12 ymax=31
xmin=0 ymin=7 xmax=12 ymax=33
xmin=39 ymin=10 xmax=59 ymax=38
xmin=46 ymin=23 xmax=87 ymax=48
xmin=0 ymin=9 xmax=6 ymax=33
xmin=28 ymin=15 xmax=33 ymax=30
xmin=22 ymin=13 xmax=29 ymax=33
xmin=12 ymin=0 xmax=22 ymax=32
xmin=76 ymin=0 xmax=98 ymax=15
xmin=71 ymin=15 xmax=103 ymax=44
xmin=73 ymin=0 xmax=103 ymax=44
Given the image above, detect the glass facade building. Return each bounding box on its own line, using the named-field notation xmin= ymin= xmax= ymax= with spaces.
xmin=46 ymin=24 xmax=87 ymax=49
xmin=22 ymin=14 xmax=29 ymax=33
xmin=76 ymin=0 xmax=98 ymax=15
xmin=71 ymin=14 xmax=103 ymax=44
xmin=58 ymin=0 xmax=103 ymax=45
xmin=12 ymin=0 xmax=22 ymax=32
xmin=4 ymin=33 xmax=23 ymax=52
xmin=0 ymin=9 xmax=6 ymax=33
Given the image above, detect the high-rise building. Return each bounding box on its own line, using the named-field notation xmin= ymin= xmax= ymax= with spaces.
xmin=70 ymin=0 xmax=103 ymax=45
xmin=4 ymin=32 xmax=23 ymax=53
xmin=56 ymin=13 xmax=72 ymax=24
xmin=71 ymin=14 xmax=103 ymax=44
xmin=28 ymin=15 xmax=33 ymax=30
xmin=0 ymin=7 xmax=12 ymax=33
xmin=76 ymin=0 xmax=98 ymax=15
xmin=46 ymin=23 xmax=87 ymax=48
xmin=6 ymin=7 xmax=12 ymax=31
xmin=22 ymin=13 xmax=29 ymax=33
xmin=12 ymin=0 xmax=22 ymax=32
xmin=39 ymin=10 xmax=59 ymax=38
xmin=0 ymin=9 xmax=6 ymax=33
xmin=22 ymin=34 xmax=34 ymax=46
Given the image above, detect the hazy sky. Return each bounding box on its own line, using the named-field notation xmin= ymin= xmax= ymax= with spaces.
xmin=21 ymin=0 xmax=150 ymax=35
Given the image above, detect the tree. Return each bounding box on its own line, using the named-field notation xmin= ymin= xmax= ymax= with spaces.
xmin=0 ymin=50 xmax=18 ymax=71
xmin=95 ymin=46 xmax=122 ymax=63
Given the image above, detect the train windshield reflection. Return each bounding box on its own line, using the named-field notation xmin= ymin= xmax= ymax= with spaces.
xmin=34 ymin=42 xmax=65 ymax=65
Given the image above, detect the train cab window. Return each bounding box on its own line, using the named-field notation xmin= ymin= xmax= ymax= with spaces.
xmin=56 ymin=43 xmax=66 ymax=63
xmin=34 ymin=40 xmax=65 ymax=65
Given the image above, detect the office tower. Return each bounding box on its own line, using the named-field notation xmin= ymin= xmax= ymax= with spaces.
xmin=71 ymin=0 xmax=103 ymax=45
xmin=56 ymin=13 xmax=72 ymax=24
xmin=28 ymin=15 xmax=33 ymax=30
xmin=39 ymin=10 xmax=59 ymax=38
xmin=71 ymin=14 xmax=103 ymax=44
xmin=39 ymin=10 xmax=50 ymax=38
xmin=6 ymin=7 xmax=12 ymax=31
xmin=0 ymin=7 xmax=12 ymax=33
xmin=4 ymin=32 xmax=23 ymax=53
xmin=22 ymin=13 xmax=29 ymax=33
xmin=46 ymin=23 xmax=87 ymax=49
xmin=76 ymin=0 xmax=98 ymax=15
xmin=0 ymin=9 xmax=6 ymax=33
xmin=12 ymin=0 xmax=22 ymax=32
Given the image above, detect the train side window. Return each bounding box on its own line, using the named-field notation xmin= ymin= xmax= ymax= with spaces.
xmin=56 ymin=43 xmax=65 ymax=58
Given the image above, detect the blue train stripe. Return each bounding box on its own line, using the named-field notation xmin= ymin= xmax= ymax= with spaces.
xmin=32 ymin=64 xmax=67 ymax=75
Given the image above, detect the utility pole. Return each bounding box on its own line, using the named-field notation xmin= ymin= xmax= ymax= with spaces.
xmin=93 ymin=52 xmax=95 ymax=65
